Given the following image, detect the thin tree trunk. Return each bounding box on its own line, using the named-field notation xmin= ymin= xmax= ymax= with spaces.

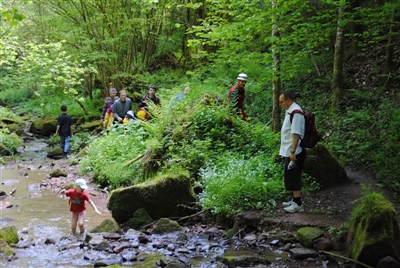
xmin=271 ymin=0 xmax=281 ymax=133
xmin=382 ymin=9 xmax=397 ymax=91
xmin=331 ymin=7 xmax=345 ymax=110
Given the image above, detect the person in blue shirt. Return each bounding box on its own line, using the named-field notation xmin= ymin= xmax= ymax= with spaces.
xmin=175 ymin=86 xmax=190 ymax=101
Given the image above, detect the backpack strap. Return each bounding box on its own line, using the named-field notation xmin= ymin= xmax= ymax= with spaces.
xmin=290 ymin=109 xmax=304 ymax=123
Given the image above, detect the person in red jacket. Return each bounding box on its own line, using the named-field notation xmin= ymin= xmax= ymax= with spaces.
xmin=59 ymin=178 xmax=101 ymax=235
xmin=228 ymin=73 xmax=248 ymax=121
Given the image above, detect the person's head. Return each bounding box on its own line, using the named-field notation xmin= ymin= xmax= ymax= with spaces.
xmin=60 ymin=105 xmax=67 ymax=112
xmin=119 ymin=90 xmax=127 ymax=102
xmin=237 ymin=73 xmax=247 ymax=88
xmin=74 ymin=178 xmax=88 ymax=193
xmin=279 ymin=91 xmax=296 ymax=110
xmin=148 ymin=85 xmax=157 ymax=97
xmin=109 ymin=87 xmax=117 ymax=97
xmin=183 ymin=86 xmax=190 ymax=95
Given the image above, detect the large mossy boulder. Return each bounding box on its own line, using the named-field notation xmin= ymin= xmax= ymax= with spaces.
xmin=90 ymin=219 xmax=120 ymax=233
xmin=80 ymin=120 xmax=101 ymax=132
xmin=304 ymin=144 xmax=348 ymax=187
xmin=29 ymin=116 xmax=57 ymax=136
xmin=108 ymin=171 xmax=196 ymax=224
xmin=346 ymin=192 xmax=400 ymax=267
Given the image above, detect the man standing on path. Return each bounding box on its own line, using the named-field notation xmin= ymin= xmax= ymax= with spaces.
xmin=55 ymin=105 xmax=73 ymax=159
xmin=228 ymin=73 xmax=248 ymax=121
xmin=279 ymin=91 xmax=306 ymax=213
xmin=113 ymin=90 xmax=133 ymax=123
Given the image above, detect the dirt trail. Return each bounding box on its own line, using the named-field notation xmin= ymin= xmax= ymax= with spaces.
xmin=261 ymin=167 xmax=400 ymax=230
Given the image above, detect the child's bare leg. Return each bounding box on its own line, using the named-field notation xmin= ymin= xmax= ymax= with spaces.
xmin=71 ymin=212 xmax=78 ymax=234
xmin=77 ymin=210 xmax=86 ymax=234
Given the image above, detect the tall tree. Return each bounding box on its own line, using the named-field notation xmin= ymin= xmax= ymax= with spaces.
xmin=271 ymin=0 xmax=281 ymax=132
xmin=331 ymin=5 xmax=346 ymax=110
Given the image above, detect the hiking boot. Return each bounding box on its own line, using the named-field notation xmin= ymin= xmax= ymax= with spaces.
xmin=63 ymin=153 xmax=68 ymax=159
xmin=282 ymin=200 xmax=294 ymax=207
xmin=284 ymin=202 xmax=304 ymax=213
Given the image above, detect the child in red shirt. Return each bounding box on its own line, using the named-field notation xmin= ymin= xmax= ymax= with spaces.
xmin=60 ymin=178 xmax=101 ymax=235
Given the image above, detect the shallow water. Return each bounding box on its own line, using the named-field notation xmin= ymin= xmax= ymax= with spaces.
xmin=0 ymin=139 xmax=112 ymax=267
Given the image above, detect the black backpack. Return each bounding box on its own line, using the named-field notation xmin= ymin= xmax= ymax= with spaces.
xmin=290 ymin=110 xmax=321 ymax=148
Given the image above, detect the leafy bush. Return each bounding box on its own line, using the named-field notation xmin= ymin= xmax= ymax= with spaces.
xmin=199 ymin=152 xmax=284 ymax=216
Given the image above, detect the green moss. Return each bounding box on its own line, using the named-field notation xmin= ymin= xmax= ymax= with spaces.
xmin=347 ymin=190 xmax=399 ymax=259
xmin=0 ymin=226 xmax=19 ymax=244
xmin=90 ymin=219 xmax=120 ymax=233
xmin=151 ymin=218 xmax=182 ymax=234
xmin=297 ymin=227 xmax=324 ymax=248
xmin=128 ymin=208 xmax=153 ymax=229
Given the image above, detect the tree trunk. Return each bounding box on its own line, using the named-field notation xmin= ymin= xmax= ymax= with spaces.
xmin=331 ymin=7 xmax=345 ymax=111
xmin=382 ymin=9 xmax=397 ymax=91
xmin=271 ymin=0 xmax=281 ymax=133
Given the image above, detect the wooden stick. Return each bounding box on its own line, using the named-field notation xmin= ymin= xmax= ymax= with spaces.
xmin=320 ymin=250 xmax=374 ymax=268
xmin=177 ymin=208 xmax=210 ymax=222
xmin=123 ymin=153 xmax=145 ymax=167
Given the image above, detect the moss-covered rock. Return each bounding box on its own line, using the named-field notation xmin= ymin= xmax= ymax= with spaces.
xmin=49 ymin=168 xmax=67 ymax=177
xmin=107 ymin=171 xmax=196 ymax=224
xmin=297 ymin=227 xmax=324 ymax=248
xmin=90 ymin=219 xmax=120 ymax=233
xmin=80 ymin=120 xmax=101 ymax=132
xmin=47 ymin=147 xmax=63 ymax=158
xmin=346 ymin=192 xmax=400 ymax=267
xmin=151 ymin=218 xmax=182 ymax=234
xmin=0 ymin=226 xmax=19 ymax=244
xmin=29 ymin=116 xmax=57 ymax=136
xmin=127 ymin=208 xmax=153 ymax=229
xmin=304 ymin=144 xmax=348 ymax=187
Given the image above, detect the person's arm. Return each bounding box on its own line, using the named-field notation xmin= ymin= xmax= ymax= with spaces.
xmin=88 ymin=199 xmax=102 ymax=215
xmin=113 ymin=102 xmax=122 ymax=121
xmin=290 ymin=134 xmax=300 ymax=161
xmin=55 ymin=125 xmax=60 ymax=135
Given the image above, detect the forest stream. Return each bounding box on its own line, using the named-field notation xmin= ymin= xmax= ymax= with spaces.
xmin=2 ymin=136 xmax=397 ymax=268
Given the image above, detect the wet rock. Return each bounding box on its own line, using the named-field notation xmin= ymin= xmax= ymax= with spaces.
xmin=15 ymin=240 xmax=31 ymax=249
xmin=138 ymin=232 xmax=150 ymax=243
xmin=167 ymin=243 xmax=175 ymax=251
xmin=121 ymin=251 xmax=137 ymax=262
xmin=176 ymin=233 xmax=188 ymax=242
xmin=91 ymin=218 xmax=120 ymax=233
xmin=94 ymin=241 xmax=110 ymax=251
xmin=49 ymin=168 xmax=67 ymax=177
xmin=93 ymin=257 xmax=121 ymax=267
xmin=297 ymin=227 xmax=323 ymax=248
xmin=122 ymin=229 xmax=141 ymax=241
xmin=217 ymin=255 xmax=271 ymax=267
xmin=47 ymin=147 xmax=63 ymax=158
xmin=83 ymin=253 xmax=99 ymax=261
xmin=0 ymin=238 xmax=14 ymax=256
xmin=0 ymin=201 xmax=13 ymax=209
xmin=289 ymin=248 xmax=319 ymax=259
xmin=113 ymin=242 xmax=130 ymax=253
xmin=44 ymin=238 xmax=56 ymax=244
xmin=151 ymin=218 xmax=182 ymax=234
xmin=313 ymin=237 xmax=333 ymax=251
xmin=102 ymin=232 xmax=121 ymax=240
xmin=376 ymin=256 xmax=400 ymax=268
xmin=127 ymin=207 xmax=153 ymax=229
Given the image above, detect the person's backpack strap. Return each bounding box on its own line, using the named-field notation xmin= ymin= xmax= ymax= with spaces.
xmin=290 ymin=109 xmax=304 ymax=123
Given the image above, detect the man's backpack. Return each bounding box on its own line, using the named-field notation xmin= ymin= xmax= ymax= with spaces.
xmin=290 ymin=110 xmax=321 ymax=148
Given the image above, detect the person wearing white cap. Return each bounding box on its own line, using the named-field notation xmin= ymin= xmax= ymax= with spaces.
xmin=228 ymin=73 xmax=248 ymax=121
xmin=59 ymin=178 xmax=102 ymax=236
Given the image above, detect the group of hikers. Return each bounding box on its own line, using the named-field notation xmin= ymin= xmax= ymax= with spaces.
xmin=101 ymin=83 xmax=163 ymax=129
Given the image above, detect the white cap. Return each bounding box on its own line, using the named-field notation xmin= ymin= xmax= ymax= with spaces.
xmin=127 ymin=110 xmax=134 ymax=117
xmin=75 ymin=178 xmax=88 ymax=190
xmin=237 ymin=73 xmax=248 ymax=81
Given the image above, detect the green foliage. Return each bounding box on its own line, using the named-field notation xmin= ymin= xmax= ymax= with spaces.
xmin=199 ymin=152 xmax=284 ymax=216
xmin=78 ymin=122 xmax=149 ymax=189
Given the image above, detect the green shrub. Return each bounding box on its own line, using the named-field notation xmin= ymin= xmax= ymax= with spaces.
xmin=78 ymin=122 xmax=149 ymax=189
xmin=199 ymin=152 xmax=284 ymax=216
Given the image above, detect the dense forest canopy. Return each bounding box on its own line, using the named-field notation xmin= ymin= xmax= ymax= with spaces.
xmin=1 ymin=0 xmax=399 ymax=213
